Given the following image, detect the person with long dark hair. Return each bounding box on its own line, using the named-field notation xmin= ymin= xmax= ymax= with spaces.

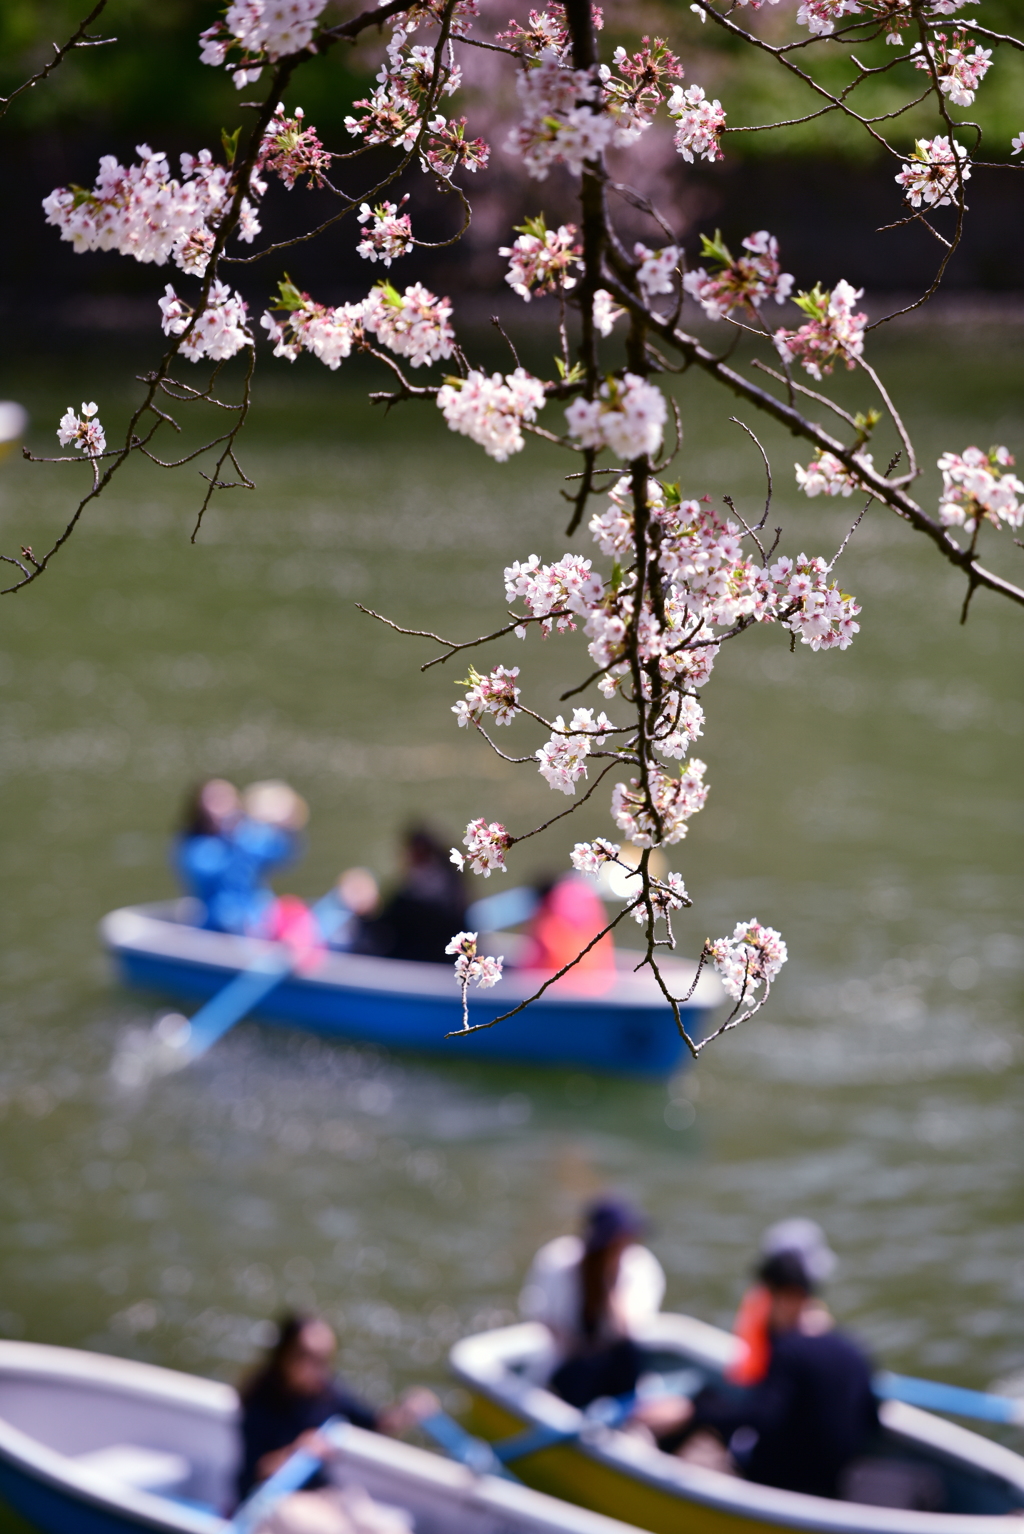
xmin=519 ymin=1198 xmax=664 ymax=1409
xmin=236 ymin=1314 xmax=436 ymax=1505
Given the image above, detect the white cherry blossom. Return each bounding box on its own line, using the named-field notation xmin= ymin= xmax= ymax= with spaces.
xmin=438 ymin=369 xmax=545 ymax=461
xmin=57 ymin=402 xmax=106 ymax=456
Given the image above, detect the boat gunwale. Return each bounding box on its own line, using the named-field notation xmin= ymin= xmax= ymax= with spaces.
xmin=99 ymin=904 xmax=724 ymax=1012
xmin=449 ymin=1321 xmax=1024 ymax=1534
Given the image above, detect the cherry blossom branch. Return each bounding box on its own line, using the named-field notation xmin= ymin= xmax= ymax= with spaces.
xmin=444 ymin=899 xmax=640 ymax=1037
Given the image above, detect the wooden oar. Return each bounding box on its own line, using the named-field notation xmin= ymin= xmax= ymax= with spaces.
xmin=157 ymin=891 xmax=348 ymax=1066
xmin=875 ymin=1372 xmax=1024 ymax=1426
xmin=232 ymin=1416 xmax=344 ymax=1533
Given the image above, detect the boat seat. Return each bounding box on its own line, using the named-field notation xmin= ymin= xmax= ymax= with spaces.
xmin=72 ymin=1443 xmax=193 ymax=1496
xmin=840 ymin=1457 xmax=945 ymax=1511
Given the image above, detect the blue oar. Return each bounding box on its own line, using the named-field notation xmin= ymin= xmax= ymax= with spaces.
xmin=159 ymin=891 xmax=348 ymax=1065
xmin=875 ymin=1372 xmax=1024 ymax=1426
xmin=232 ymin=1415 xmax=344 ymax=1533
xmin=421 ymin=1367 xmax=705 ymax=1474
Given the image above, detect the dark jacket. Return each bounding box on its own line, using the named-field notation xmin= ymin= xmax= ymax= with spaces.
xmin=237 ymin=1380 xmax=377 ymax=1502
xmin=694 ymin=1328 xmax=878 ymax=1499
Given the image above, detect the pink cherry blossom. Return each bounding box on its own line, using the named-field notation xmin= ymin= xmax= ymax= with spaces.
xmin=911 ymin=31 xmax=991 ymax=107
xmin=611 ymin=759 xmax=708 ymax=847
xmin=362 ymin=282 xmax=455 ymax=368
xmin=451 ymin=818 xmax=511 ymax=876
xmin=937 ymin=445 xmax=1024 ymax=532
xmin=774 ymin=279 xmax=866 ymax=381
xmin=159 ymin=280 xmax=250 ymax=361
xmin=667 ymin=84 xmax=726 ymax=164
xmin=258 ymin=103 xmax=330 ymax=189
xmin=57 ymin=402 xmax=106 ymax=457
xmin=895 ymin=136 xmax=970 ymax=209
xmin=708 ymin=919 xmax=787 ymax=1003
xmin=634 ymin=243 xmax=680 ymax=300
xmin=43 ymin=144 xmax=258 ymax=277
xmin=570 ymin=838 xmax=621 ymax=876
xmin=683 ymin=230 xmax=793 ymax=321
xmin=499 ymin=217 xmax=582 ymax=300
xmin=795 ymin=449 xmax=874 ymax=498
xmin=452 ymin=664 xmax=522 ymax=728
xmin=260 ymin=278 xmax=365 ymax=369
xmin=593 ymin=289 xmax=625 ymax=336
xmin=438 ymin=369 xmax=545 ymax=461
xmin=628 ymin=869 xmax=690 ymax=922
xmin=565 ymin=373 xmax=667 ymax=461
xmin=446 ymin=931 xmax=504 ymax=1026
xmin=357 ymin=200 xmax=413 ymax=266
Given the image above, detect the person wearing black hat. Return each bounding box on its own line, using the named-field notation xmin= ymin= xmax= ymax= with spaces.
xmin=519 ymin=1197 xmax=664 ymax=1409
xmin=657 ymin=1245 xmax=877 ymax=1498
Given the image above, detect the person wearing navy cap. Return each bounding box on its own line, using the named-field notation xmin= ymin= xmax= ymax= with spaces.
xmin=519 ymin=1197 xmax=665 ymax=1409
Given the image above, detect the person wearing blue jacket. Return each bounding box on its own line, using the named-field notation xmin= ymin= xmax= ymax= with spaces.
xmin=173 ymin=778 xmax=306 ymax=935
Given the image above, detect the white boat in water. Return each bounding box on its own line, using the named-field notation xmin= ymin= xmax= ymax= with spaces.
xmin=0 ymin=1340 xmax=656 ymax=1534
xmin=450 ymin=1316 xmax=1024 ymax=1534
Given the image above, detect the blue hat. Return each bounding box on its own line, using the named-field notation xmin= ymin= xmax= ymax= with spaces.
xmin=583 ymin=1197 xmax=647 ymax=1253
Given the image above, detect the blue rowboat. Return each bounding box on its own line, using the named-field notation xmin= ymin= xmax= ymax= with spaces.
xmin=0 ymin=1339 xmax=659 ymax=1534
xmin=99 ymin=902 xmax=722 ymax=1075
xmin=450 ymin=1316 xmax=1024 ymax=1534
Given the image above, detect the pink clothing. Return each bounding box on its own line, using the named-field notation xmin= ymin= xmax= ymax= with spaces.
xmin=520 ymin=877 xmax=615 ymax=994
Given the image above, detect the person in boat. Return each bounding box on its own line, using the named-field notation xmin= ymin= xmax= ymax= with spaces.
xmin=519 ymin=1197 xmax=665 ymax=1409
xmin=237 ymin=1313 xmax=436 ymax=1504
xmin=519 ymin=873 xmax=615 ymax=990
xmin=347 ymin=826 xmax=468 ymax=964
xmin=173 ymin=778 xmax=308 ymax=936
xmin=652 ymin=1245 xmax=878 ymax=1498
xmin=728 ymin=1218 xmax=836 ymax=1386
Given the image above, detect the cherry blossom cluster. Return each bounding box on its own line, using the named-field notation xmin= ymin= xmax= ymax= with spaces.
xmin=57 ymin=402 xmax=106 ymax=457
xmin=450 ymin=820 xmax=511 ymax=876
xmin=795 ymin=0 xmax=863 ymax=37
xmin=603 ymin=37 xmax=684 ymax=137
xmin=159 ymin=281 xmax=251 ymax=362
xmin=707 ymin=920 xmax=788 ymax=1005
xmin=535 ymin=708 xmax=614 ymax=794
xmin=569 ymin=837 xmax=621 ymax=877
xmin=437 ymin=369 xmax=546 ymax=461
xmin=365 ymin=281 xmax=456 ymax=367
xmin=611 ymin=761 xmax=709 ymax=847
xmin=565 ymin=374 xmax=667 ymax=461
xmin=445 ymin=931 xmax=504 ymax=1027
xmin=258 ymin=104 xmax=330 ymax=189
xmin=630 ymin=870 xmax=690 ymax=923
xmin=508 ymin=51 xmax=633 ymax=180
xmin=683 ymin=230 xmax=794 ymax=321
xmin=504 ymin=552 xmax=601 ymax=634
xmin=500 ymin=216 xmax=582 ymax=300
xmin=344 ymin=25 xmax=488 ymax=176
xmin=937 ymin=446 xmax=1024 ymax=533
xmin=795 ymin=449 xmax=874 ymax=498
xmin=497 ymin=3 xmax=602 ymax=61
xmin=593 ymin=290 xmax=626 ymax=337
xmin=422 ymin=115 xmax=491 ymax=177
xmin=771 ymin=555 xmax=861 ymax=650
xmin=895 ymin=136 xmax=970 ymax=210
xmin=452 ymin=665 xmax=522 ymax=728
xmin=261 ymin=279 xmax=365 ymax=369
xmin=42 ymin=145 xmax=259 ymax=277
xmin=199 ymin=0 xmax=327 ymax=87
xmin=667 ymin=85 xmax=726 ymax=164
xmin=634 ymin=244 xmax=680 ymax=301
xmin=911 ymin=32 xmax=992 ymax=107
xmin=357 ymin=200 xmax=414 ymax=266
xmin=794 ymin=0 xmax=977 ymax=43
xmin=774 ymin=280 xmax=867 ymax=380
